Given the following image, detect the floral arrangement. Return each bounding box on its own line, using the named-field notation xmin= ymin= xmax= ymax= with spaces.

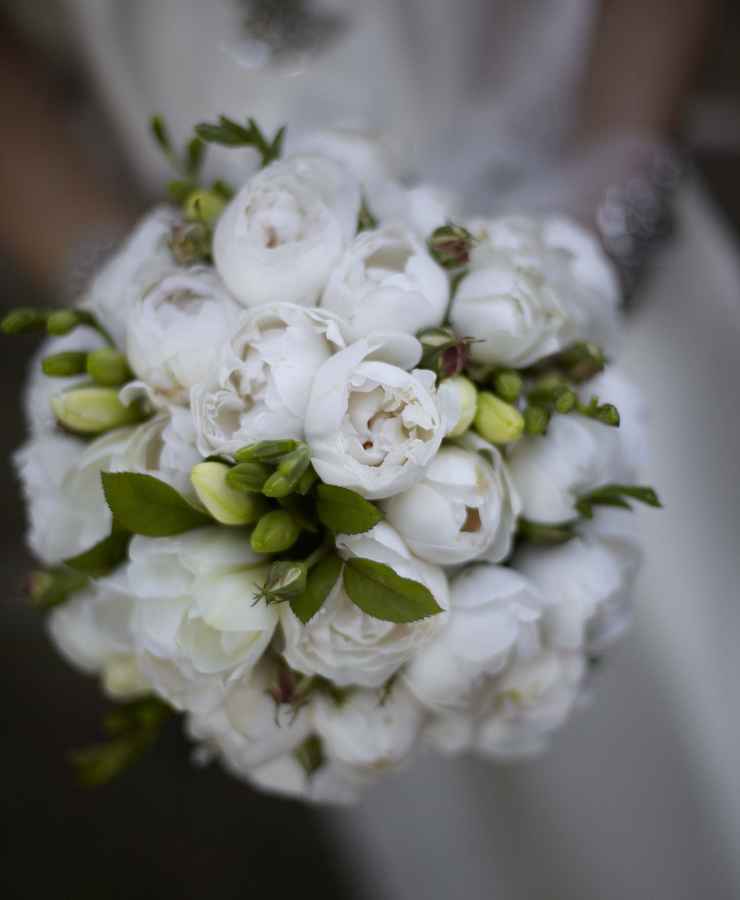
xmin=6 ymin=115 xmax=659 ymax=802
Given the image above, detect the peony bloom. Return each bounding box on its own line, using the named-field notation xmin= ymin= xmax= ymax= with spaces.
xmin=404 ymin=565 xmax=542 ymax=709
xmin=213 ymin=154 xmax=360 ymax=308
xmin=321 ymin=224 xmax=448 ymax=341
xmin=82 ymin=206 xmax=179 ymax=348
xmin=281 ymin=523 xmax=449 ymax=688
xmin=126 ymin=529 xmax=276 ymax=693
xmin=305 ymin=338 xmax=453 ymax=500
xmin=383 ymin=436 xmax=520 ymax=565
xmin=449 ymin=215 xmax=619 ymax=368
xmin=126 ymin=267 xmax=239 ymax=403
xmin=191 ymin=303 xmax=344 ymax=457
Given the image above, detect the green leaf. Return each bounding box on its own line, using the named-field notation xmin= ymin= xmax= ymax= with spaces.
xmin=343 ymin=557 xmax=442 ymax=623
xmin=101 ymin=472 xmax=210 ymax=537
xmin=234 ymin=439 xmax=300 ymax=463
xmin=290 ymin=553 xmax=342 ymax=624
xmin=357 ymin=197 xmax=378 ymax=233
xmin=64 ymin=526 xmax=131 ymax=577
xmin=27 ymin=567 xmax=89 ymax=610
xmin=576 ymin=483 xmax=662 ymax=519
xmin=517 ymin=517 xmax=577 ymax=545
xmin=316 ymin=485 xmax=382 ymax=535
xmin=195 ymin=115 xmax=285 ymax=167
xmin=150 ymin=115 xmax=173 ymax=155
xmin=185 ymin=136 xmax=206 ymax=177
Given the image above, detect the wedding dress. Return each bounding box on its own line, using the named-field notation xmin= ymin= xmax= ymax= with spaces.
xmin=62 ymin=2 xmax=740 ymax=898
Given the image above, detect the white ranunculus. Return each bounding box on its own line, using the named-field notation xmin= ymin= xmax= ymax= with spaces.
xmin=281 ymin=523 xmax=449 ymax=688
xmin=450 ymin=215 xmax=619 ymax=368
xmin=517 ymin=536 xmax=638 ymax=653
xmin=186 ymin=660 xmax=312 ymax=774
xmin=314 ymin=685 xmax=423 ymax=774
xmin=213 ymin=154 xmax=360 ymax=308
xmin=24 ymin=327 xmax=107 ymax=436
xmin=82 ymin=206 xmax=178 ymax=348
xmin=305 ymin=339 xmax=453 ymax=500
xmin=404 ymin=565 xmax=542 ymax=710
xmin=507 ymin=407 xmax=636 ymax=524
xmin=126 ymin=529 xmax=276 ymax=690
xmin=126 ymin=267 xmax=239 ymax=403
xmin=190 ymin=303 xmax=345 ymax=457
xmin=320 ymin=224 xmax=448 ymax=341
xmin=474 ymin=650 xmax=585 ymax=760
xmin=14 ymin=427 xmax=137 ymax=564
xmin=382 ymin=438 xmax=520 ymax=565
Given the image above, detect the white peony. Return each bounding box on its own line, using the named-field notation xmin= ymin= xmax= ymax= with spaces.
xmin=48 ymin=578 xmax=149 ymax=700
xmin=191 ymin=303 xmax=345 ymax=457
xmin=383 ymin=438 xmax=520 ymax=565
xmin=82 ymin=206 xmax=178 ymax=348
xmin=213 ymin=154 xmax=360 ymax=308
xmin=404 ymin=565 xmax=542 ymax=709
xmin=305 ymin=338 xmax=453 ymax=500
xmin=281 ymin=523 xmax=449 ymax=688
xmin=474 ymin=650 xmax=585 ymax=759
xmin=126 ymin=267 xmax=239 ymax=403
xmin=314 ymin=685 xmax=423 ymax=774
xmin=517 ymin=535 xmax=638 ymax=653
xmin=320 ymin=224 xmax=448 ymax=341
xmin=449 ymin=215 xmax=619 ymax=368
xmin=126 ymin=529 xmax=276 ymax=690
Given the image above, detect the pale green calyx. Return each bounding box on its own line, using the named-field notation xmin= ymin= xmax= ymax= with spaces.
xmin=191 ymin=461 xmax=268 ymax=526
xmin=474 ymin=391 xmax=525 ymax=444
xmin=445 ymin=375 xmax=478 ymax=438
xmin=51 ymin=387 xmax=144 ymax=435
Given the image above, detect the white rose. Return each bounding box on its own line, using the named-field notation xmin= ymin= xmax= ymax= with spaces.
xmin=191 ymin=303 xmax=345 ymax=457
xmin=404 ymin=565 xmax=542 ymax=710
xmin=281 ymin=523 xmax=449 ymax=688
xmin=48 ymin=578 xmax=148 ymax=700
xmin=372 ymin=182 xmax=461 ymax=236
xmin=126 ymin=267 xmax=239 ymax=403
xmin=305 ymin=339 xmax=453 ymax=500
xmin=382 ymin=438 xmax=520 ymax=565
xmin=449 ymin=215 xmax=619 ymax=368
xmin=126 ymin=528 xmax=276 ymax=688
xmin=314 ymin=685 xmax=423 ymax=774
xmin=14 ymin=427 xmax=137 ymax=564
xmin=186 ymin=660 xmax=312 ymax=774
xmin=474 ymin=650 xmax=585 ymax=759
xmin=23 ymin=327 xmax=107 ymax=436
xmin=245 ymin=754 xmax=363 ymax=805
xmin=507 ymin=412 xmax=635 ymax=524
xmin=288 ymin=127 xmax=400 ymax=189
xmin=320 ymin=224 xmax=448 ymax=341
xmin=82 ymin=206 xmax=178 ymax=348
xmin=213 ymin=154 xmax=360 ymax=308
xmin=517 ymin=535 xmax=638 ymax=653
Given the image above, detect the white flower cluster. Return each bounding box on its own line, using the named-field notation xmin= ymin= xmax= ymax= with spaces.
xmin=13 ymin=127 xmax=652 ymax=803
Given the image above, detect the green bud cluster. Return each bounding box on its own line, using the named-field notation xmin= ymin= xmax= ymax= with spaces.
xmin=41 ymin=347 xmax=132 ymax=386
xmin=2 ymin=306 xmax=113 ymax=344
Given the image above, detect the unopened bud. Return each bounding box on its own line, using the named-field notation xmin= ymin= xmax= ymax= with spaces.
xmin=225 ymin=461 xmax=271 ymax=493
xmin=261 ymin=560 xmax=308 ymax=602
xmin=42 ymin=351 xmax=87 ymax=377
xmin=444 ymin=375 xmax=478 ymax=438
xmin=296 ymin=466 xmax=318 ymax=495
xmin=102 ymin=656 xmax=151 ymax=700
xmin=474 ymin=391 xmax=525 ymax=444
xmin=51 ymin=387 xmax=144 ymax=434
xmin=557 ymin=342 xmax=606 ymax=382
xmin=493 ymin=370 xmax=523 ymax=403
xmin=191 ymin=461 xmax=269 ymax=526
xmin=262 ymin=446 xmax=311 ymax=498
xmin=27 ymin=567 xmax=87 ymax=610
xmin=523 ymin=404 xmax=550 ymax=436
xmin=595 ymin=403 xmax=620 ymax=427
xmin=46 ymin=309 xmax=93 ymax=336
xmin=2 ymin=307 xmax=47 ymax=335
xmin=418 ymin=326 xmax=472 ymax=379
xmin=184 ymin=189 xmax=227 ymax=227
xmin=234 ymin=439 xmax=300 ymax=463
xmin=427 ymin=223 xmax=475 ymax=269
xmin=169 ymin=221 xmax=211 ymax=266
xmin=250 ymin=509 xmax=301 ymax=554
xmin=553 ymin=386 xmax=577 ymax=414
xmin=86 ymin=348 xmax=132 ymax=386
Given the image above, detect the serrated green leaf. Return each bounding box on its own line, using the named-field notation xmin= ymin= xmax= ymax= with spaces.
xmin=343 ymin=557 xmax=442 ymax=623
xmin=64 ymin=526 xmax=131 ymax=577
xmin=316 ymin=485 xmax=382 ymax=535
xmin=290 ymin=553 xmax=342 ymax=624
xmin=101 ymin=472 xmax=210 ymax=537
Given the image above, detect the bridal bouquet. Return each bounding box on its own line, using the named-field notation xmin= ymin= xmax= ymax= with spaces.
xmin=7 ymin=115 xmax=659 ymax=803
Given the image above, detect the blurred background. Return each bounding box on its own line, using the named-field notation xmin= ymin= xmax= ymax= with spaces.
xmin=1 ymin=2 xmax=740 ymax=899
